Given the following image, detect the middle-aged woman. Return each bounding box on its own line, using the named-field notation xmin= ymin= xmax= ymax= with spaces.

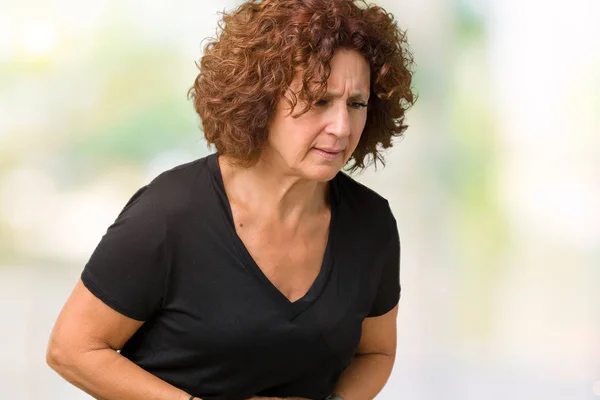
xmin=47 ymin=0 xmax=416 ymax=399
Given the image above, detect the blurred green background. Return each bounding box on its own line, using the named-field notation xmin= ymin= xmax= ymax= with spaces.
xmin=0 ymin=0 xmax=599 ymax=398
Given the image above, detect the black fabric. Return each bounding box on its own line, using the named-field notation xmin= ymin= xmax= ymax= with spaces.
xmin=81 ymin=153 xmax=401 ymax=400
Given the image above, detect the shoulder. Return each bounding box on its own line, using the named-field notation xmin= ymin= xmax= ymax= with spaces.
xmin=135 ymin=154 xmax=215 ymax=218
xmin=332 ymin=172 xmax=397 ymax=242
xmin=149 ymin=157 xmax=207 ymax=191
xmin=333 ymin=172 xmax=394 ymax=222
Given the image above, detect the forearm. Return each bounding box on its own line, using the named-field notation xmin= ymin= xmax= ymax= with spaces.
xmin=332 ymin=353 xmax=395 ymax=400
xmin=48 ymin=347 xmax=193 ymax=400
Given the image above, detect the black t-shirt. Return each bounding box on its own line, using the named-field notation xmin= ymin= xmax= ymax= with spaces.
xmin=81 ymin=153 xmax=400 ymax=400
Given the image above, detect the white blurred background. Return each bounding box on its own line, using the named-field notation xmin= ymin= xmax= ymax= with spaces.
xmin=0 ymin=0 xmax=598 ymax=398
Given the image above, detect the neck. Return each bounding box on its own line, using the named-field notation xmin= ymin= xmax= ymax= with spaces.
xmin=218 ymin=154 xmax=329 ymax=222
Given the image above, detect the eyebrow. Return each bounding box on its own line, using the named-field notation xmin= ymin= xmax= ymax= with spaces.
xmin=324 ymin=90 xmax=370 ymax=100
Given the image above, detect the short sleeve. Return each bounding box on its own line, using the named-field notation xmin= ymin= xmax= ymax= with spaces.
xmin=81 ymin=184 xmax=168 ymax=321
xmin=367 ymin=213 xmax=401 ymax=317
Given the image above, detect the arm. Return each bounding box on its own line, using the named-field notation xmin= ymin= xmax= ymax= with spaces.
xmin=47 ymin=280 xmax=194 ymax=400
xmin=331 ymin=304 xmax=399 ymax=400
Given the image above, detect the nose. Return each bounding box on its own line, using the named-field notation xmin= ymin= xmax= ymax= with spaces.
xmin=326 ymin=103 xmax=351 ymax=138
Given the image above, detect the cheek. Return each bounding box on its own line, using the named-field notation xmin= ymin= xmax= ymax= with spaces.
xmin=350 ymin=114 xmax=368 ymax=144
xmin=293 ymin=115 xmax=324 ymax=147
xmin=272 ymin=120 xmax=318 ymax=157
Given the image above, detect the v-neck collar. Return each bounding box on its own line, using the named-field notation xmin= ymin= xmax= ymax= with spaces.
xmin=207 ymin=152 xmax=337 ymax=321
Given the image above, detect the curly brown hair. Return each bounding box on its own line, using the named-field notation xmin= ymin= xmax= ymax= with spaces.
xmin=188 ymin=0 xmax=416 ymax=171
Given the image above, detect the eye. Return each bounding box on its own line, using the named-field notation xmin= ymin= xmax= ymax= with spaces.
xmin=314 ymin=99 xmax=329 ymax=107
xmin=349 ymin=102 xmax=368 ymax=109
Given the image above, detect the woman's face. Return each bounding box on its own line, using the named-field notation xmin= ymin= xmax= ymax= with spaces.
xmin=264 ymin=48 xmax=371 ymax=182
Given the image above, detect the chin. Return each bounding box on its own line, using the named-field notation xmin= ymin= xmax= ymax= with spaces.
xmin=302 ymin=164 xmax=343 ymax=182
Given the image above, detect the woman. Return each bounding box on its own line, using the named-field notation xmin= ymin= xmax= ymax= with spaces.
xmin=46 ymin=0 xmax=415 ymax=399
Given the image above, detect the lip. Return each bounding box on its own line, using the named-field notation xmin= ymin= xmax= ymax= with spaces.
xmin=313 ymin=147 xmax=344 ymax=160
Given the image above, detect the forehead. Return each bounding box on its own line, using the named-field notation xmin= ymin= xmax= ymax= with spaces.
xmin=326 ymin=48 xmax=371 ymax=94
xmin=287 ymin=48 xmax=371 ymax=95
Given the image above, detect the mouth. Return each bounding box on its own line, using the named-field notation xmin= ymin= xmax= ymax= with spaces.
xmin=313 ymin=147 xmax=344 ymax=160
